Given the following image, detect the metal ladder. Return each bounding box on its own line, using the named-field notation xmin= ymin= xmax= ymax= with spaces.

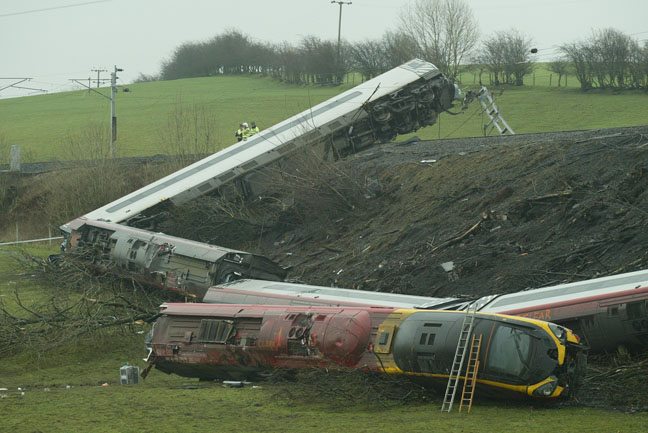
xmin=459 ymin=334 xmax=482 ymax=413
xmin=478 ymin=87 xmax=515 ymax=135
xmin=441 ymin=303 xmax=478 ymax=412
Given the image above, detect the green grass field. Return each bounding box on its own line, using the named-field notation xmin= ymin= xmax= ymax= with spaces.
xmin=1 ymin=66 xmax=647 ymax=162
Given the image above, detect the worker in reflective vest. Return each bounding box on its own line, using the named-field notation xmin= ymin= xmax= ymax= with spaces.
xmin=241 ymin=122 xmax=252 ymax=140
xmin=235 ymin=123 xmax=244 ymax=142
xmin=249 ymin=121 xmax=260 ymax=136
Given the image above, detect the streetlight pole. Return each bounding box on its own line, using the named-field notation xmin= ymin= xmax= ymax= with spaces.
xmin=331 ymin=1 xmax=352 ymax=65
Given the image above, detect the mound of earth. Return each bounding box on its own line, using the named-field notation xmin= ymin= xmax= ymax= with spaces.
xmin=236 ymin=126 xmax=648 ymax=300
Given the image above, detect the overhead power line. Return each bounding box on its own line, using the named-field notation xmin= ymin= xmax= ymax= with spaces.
xmin=0 ymin=0 xmax=110 ymax=18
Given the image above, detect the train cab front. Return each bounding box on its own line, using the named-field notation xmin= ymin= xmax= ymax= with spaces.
xmin=477 ymin=318 xmax=587 ymax=398
xmin=529 ymin=322 xmax=587 ymax=398
xmin=391 ymin=311 xmax=587 ymax=399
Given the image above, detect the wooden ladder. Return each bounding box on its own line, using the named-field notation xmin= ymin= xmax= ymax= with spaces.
xmin=459 ymin=334 xmax=482 ymax=413
xmin=441 ymin=303 xmax=478 ymax=413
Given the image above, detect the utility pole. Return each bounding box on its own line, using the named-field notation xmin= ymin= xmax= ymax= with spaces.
xmin=91 ymin=68 xmax=107 ymax=88
xmin=110 ymin=65 xmax=123 ymax=158
xmin=331 ymin=1 xmax=352 ymax=65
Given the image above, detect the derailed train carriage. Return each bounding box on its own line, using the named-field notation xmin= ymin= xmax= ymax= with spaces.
xmin=202 ymin=273 xmax=648 ymax=353
xmin=144 ymin=303 xmax=586 ymax=399
xmin=60 ymin=218 xmax=286 ymax=298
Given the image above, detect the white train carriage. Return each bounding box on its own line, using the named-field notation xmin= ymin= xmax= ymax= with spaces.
xmin=75 ymin=59 xmax=453 ymax=225
xmin=202 ymin=269 xmax=648 ymax=352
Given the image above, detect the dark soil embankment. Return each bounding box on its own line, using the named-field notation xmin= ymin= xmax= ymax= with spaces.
xmin=250 ymin=126 xmax=648 ymax=298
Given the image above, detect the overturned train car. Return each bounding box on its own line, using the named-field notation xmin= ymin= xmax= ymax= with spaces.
xmin=78 ymin=59 xmax=455 ymax=225
xmin=202 ymin=272 xmax=648 ymax=353
xmin=57 ymin=218 xmax=286 ymax=298
xmin=145 ymin=303 xmax=586 ymax=399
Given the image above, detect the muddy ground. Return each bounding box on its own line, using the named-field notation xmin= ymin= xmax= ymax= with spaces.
xmin=158 ymin=125 xmax=648 ymax=411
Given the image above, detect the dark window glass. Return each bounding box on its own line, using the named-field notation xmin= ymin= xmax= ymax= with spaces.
xmin=487 ymin=325 xmax=532 ymax=379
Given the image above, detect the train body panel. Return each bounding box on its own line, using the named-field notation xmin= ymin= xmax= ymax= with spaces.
xmin=146 ymin=304 xmax=586 ymax=399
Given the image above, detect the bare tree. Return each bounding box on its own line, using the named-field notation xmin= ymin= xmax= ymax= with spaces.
xmin=398 ymin=0 xmax=479 ymax=79
xmin=481 ymin=29 xmax=534 ymax=86
xmin=380 ymin=31 xmax=420 ymax=70
xmin=561 ymin=28 xmax=646 ymax=90
xmin=560 ymin=42 xmax=594 ymax=90
xmin=348 ymin=40 xmax=386 ymax=81
xmin=628 ymin=41 xmax=648 ymax=89
xmin=547 ymin=58 xmax=570 ymax=87
xmin=593 ymin=28 xmax=635 ymax=88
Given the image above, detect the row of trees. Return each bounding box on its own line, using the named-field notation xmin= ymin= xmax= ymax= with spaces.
xmin=140 ymin=0 xmax=648 ymax=91
xmin=560 ymin=29 xmax=648 ymax=90
xmin=152 ymin=30 xmax=346 ymax=85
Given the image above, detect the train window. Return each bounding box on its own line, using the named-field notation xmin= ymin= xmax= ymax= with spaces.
xmin=419 ymin=333 xmax=436 ymax=345
xmin=197 ymin=319 xmax=235 ymax=344
xmin=627 ymin=301 xmax=647 ymax=320
xmin=374 ymin=324 xmax=396 ymax=354
xmin=608 ymin=306 xmax=620 ymax=317
xmin=424 ymin=323 xmax=442 ymax=327
xmin=486 ymin=325 xmax=532 ymax=380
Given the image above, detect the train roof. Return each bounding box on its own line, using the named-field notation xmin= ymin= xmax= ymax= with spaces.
xmin=203 ymin=278 xmax=464 ymax=309
xmin=160 ymin=302 xmax=396 ymax=317
xmin=480 ymin=268 xmax=648 ymax=313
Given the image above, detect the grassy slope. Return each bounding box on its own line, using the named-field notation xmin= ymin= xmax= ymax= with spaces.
xmin=0 ymin=76 xmax=358 ymax=160
xmin=1 ymin=67 xmax=647 ymax=161
xmin=1 ymin=246 xmax=648 ymax=432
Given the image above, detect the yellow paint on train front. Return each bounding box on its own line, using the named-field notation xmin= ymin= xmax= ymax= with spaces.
xmin=373 ymin=308 xmax=572 ymax=398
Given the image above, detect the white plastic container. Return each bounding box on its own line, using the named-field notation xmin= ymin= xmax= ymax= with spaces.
xmin=120 ymin=363 xmax=140 ymax=385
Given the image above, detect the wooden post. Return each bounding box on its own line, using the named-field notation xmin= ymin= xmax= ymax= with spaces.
xmin=533 ymin=73 xmax=536 ymax=86
xmin=549 ymin=74 xmax=552 ymax=87
xmin=10 ymin=145 xmax=20 ymax=172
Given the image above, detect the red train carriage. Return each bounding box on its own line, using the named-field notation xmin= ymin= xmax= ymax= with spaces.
xmin=145 ymin=304 xmax=586 ymax=399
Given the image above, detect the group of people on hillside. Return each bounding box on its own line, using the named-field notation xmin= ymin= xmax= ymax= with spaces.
xmin=235 ymin=122 xmax=260 ymax=142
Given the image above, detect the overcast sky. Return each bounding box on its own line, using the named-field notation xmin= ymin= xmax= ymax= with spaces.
xmin=1 ymin=0 xmax=647 ymax=98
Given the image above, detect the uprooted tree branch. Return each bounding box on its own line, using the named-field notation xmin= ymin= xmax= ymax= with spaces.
xmin=0 ymin=252 xmax=175 ymax=357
